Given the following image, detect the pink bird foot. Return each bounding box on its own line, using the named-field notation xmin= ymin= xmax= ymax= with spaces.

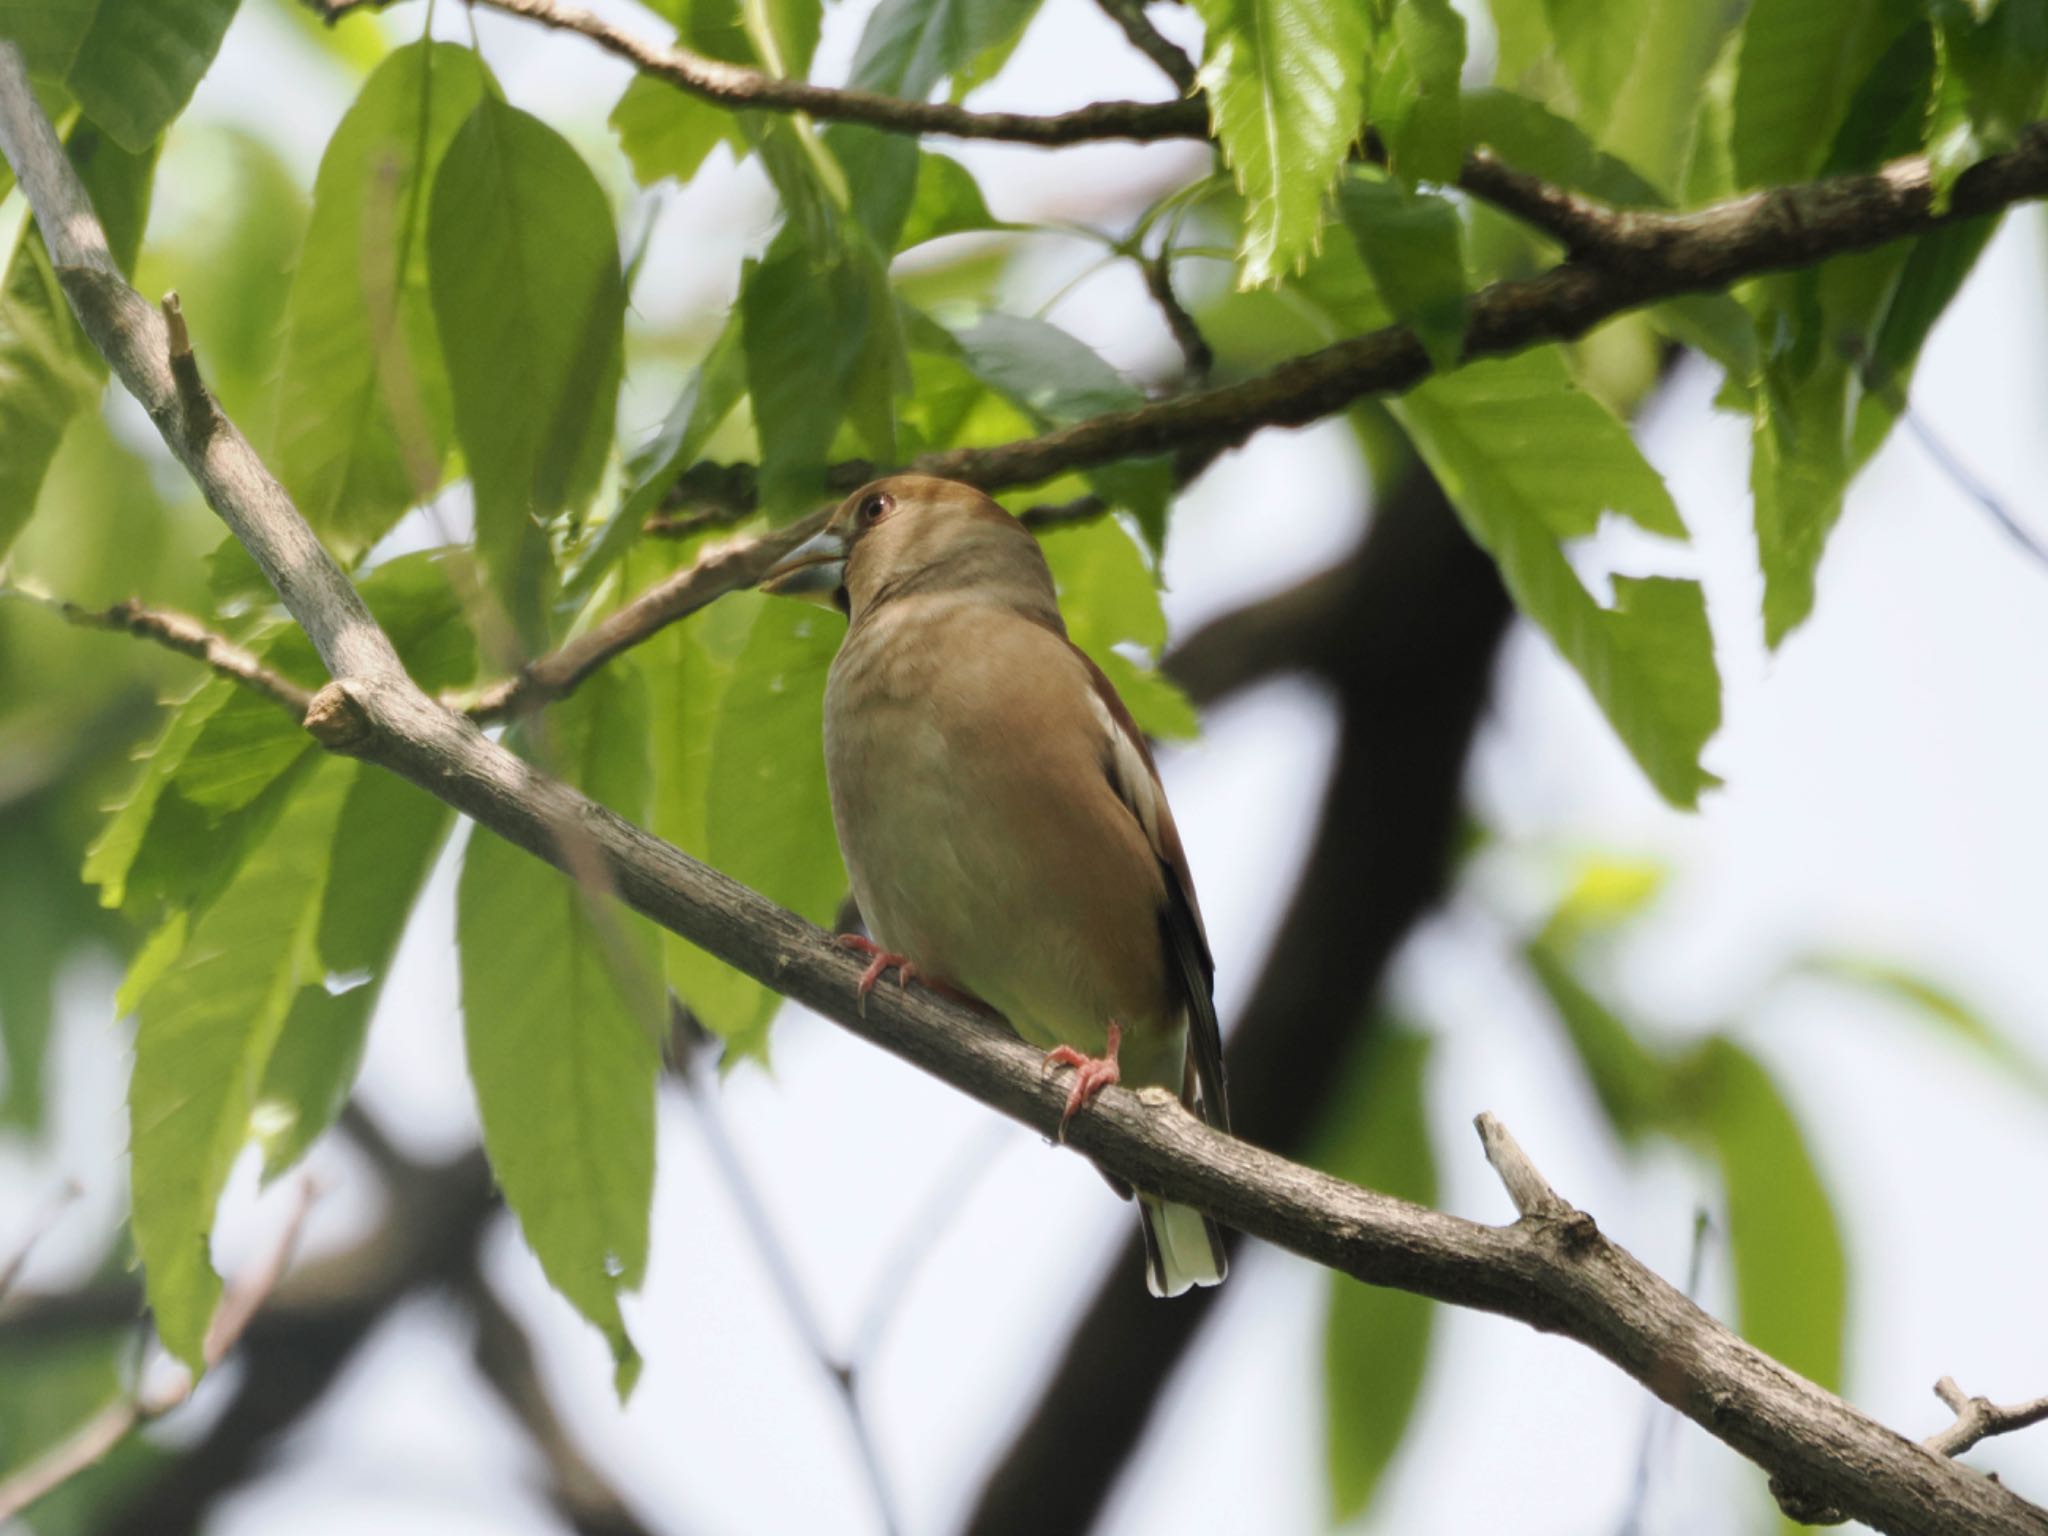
xmin=835 ymin=933 xmax=918 ymax=1015
xmin=1042 ymin=1021 xmax=1122 ymax=1142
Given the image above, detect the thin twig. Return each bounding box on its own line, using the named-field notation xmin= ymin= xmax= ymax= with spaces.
xmin=1926 ymin=1377 xmax=2048 ymax=1460
xmin=1899 ymin=407 xmax=2048 ymax=570
xmin=671 ymin=1011 xmax=904 ymax=1536
xmin=2 ymin=581 xmax=314 ymax=714
xmin=1141 ymin=249 xmax=1213 ymax=381
xmin=0 ymin=1180 xmax=83 ymax=1303
xmin=1092 ymin=0 xmax=1199 ymax=94
xmin=0 ymin=1180 xmax=319 ymax=1522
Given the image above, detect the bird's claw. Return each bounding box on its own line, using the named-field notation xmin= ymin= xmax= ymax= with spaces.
xmin=1041 ymin=1021 xmax=1122 ymax=1143
xmin=835 ymin=933 xmax=917 ymax=1016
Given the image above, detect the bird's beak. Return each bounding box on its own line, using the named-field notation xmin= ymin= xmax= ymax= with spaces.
xmin=760 ymin=526 xmax=848 ymax=604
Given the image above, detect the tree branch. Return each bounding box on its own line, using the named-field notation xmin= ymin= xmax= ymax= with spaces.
xmin=1092 ymin=0 xmax=1200 ymax=95
xmin=8 ymin=45 xmax=2048 ymax=1536
xmin=1927 ymin=1379 xmax=2048 ymax=1461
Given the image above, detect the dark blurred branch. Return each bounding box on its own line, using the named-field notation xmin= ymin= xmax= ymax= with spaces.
xmin=0 ymin=1181 xmax=319 ymax=1522
xmin=1093 ymin=0 xmax=1199 ymax=94
xmin=1140 ymin=251 xmax=1213 ymax=382
xmin=966 ymin=462 xmax=1511 ymax=1536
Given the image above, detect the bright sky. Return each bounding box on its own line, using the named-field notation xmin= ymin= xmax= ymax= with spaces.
xmin=6 ymin=2 xmax=2048 ymax=1534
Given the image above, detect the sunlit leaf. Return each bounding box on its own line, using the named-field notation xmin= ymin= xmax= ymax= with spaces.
xmin=275 ymin=41 xmax=490 ymax=560
xmin=1369 ymin=0 xmax=1466 ymax=185
xmin=1339 ymin=171 xmax=1466 ymax=372
xmin=4 ymin=0 xmax=242 ymax=150
xmin=130 ymin=753 xmax=354 ymax=1370
xmin=1730 ymin=0 xmax=1919 ymax=187
xmin=1390 ymin=348 xmax=1719 ymax=807
xmin=897 ymin=150 xmax=1002 ymax=251
xmin=429 ymin=94 xmax=625 ymax=637
xmin=1037 ymin=518 xmax=1197 ymax=741
xmin=1314 ymin=1028 xmax=1438 ymax=1522
xmin=1189 ymin=0 xmax=1370 ymax=284
xmin=459 ymin=665 xmax=661 ymax=1392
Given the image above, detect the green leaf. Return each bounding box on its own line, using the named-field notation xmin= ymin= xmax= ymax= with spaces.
xmin=1525 ymin=940 xmax=1671 ymax=1140
xmin=1314 ymin=1028 xmax=1438 ymax=1522
xmin=610 ymin=70 xmax=736 ymax=187
xmin=1730 ymin=0 xmax=1919 ymax=187
xmin=6 ymin=0 xmax=242 ymax=151
xmin=702 ymin=596 xmax=847 ymax=1056
xmin=459 ymin=665 xmax=661 ymax=1392
xmin=1927 ymin=0 xmax=2048 ymax=203
xmin=1675 ymin=1036 xmax=1846 ymax=1390
xmin=1790 ymin=953 xmax=2048 ymax=1099
xmin=1338 ymin=171 xmax=1465 ymax=372
xmin=1368 ymin=0 xmax=1467 ymax=185
xmin=649 ymin=595 xmax=780 ymax=1052
xmin=939 ymin=310 xmax=1173 ymax=549
xmin=429 ymin=94 xmax=624 ymax=636
xmin=1595 ymin=0 xmax=1742 ymax=193
xmin=82 ymin=677 xmax=237 ymax=912
xmin=849 ymin=0 xmax=1042 ymax=100
xmin=1540 ymin=0 xmax=1642 ymax=140
xmin=1190 ymin=0 xmax=1370 ymax=285
xmin=275 ymin=42 xmax=490 ymax=561
xmin=0 ymin=120 xmax=156 ymax=560
xmin=1390 ymin=349 xmax=1720 ymax=807
xmin=255 ymin=769 xmax=451 ymax=1178
xmin=896 ymin=150 xmax=1001 ymax=251
xmin=130 ymin=753 xmax=354 ymax=1370
xmin=1037 ymin=517 xmax=1197 ymax=741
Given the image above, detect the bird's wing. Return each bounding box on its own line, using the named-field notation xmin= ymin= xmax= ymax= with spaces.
xmin=1065 ymin=642 xmax=1229 ymax=1133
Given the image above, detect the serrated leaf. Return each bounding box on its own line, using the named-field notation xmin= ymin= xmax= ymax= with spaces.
xmin=1037 ymin=518 xmax=1197 ymax=741
xmin=1675 ymin=1036 xmax=1845 ymax=1390
xmin=459 ymin=666 xmax=660 ymax=1392
xmin=1339 ymin=171 xmax=1465 ymax=372
xmin=275 ymin=42 xmax=490 ymax=561
xmin=1190 ymin=0 xmax=1369 ymax=285
xmin=849 ymin=0 xmax=1042 ymax=100
xmin=82 ymin=677 xmax=236 ymax=912
xmin=1314 ymin=1028 xmax=1437 ymax=1522
xmin=0 ymin=120 xmax=156 ymax=560
xmin=1730 ymin=0 xmax=1919 ymax=187
xmin=940 ymin=310 xmax=1173 ymax=549
xmin=429 ymin=94 xmax=624 ymax=637
xmin=702 ymin=596 xmax=847 ymax=1057
xmin=5 ymin=0 xmax=241 ymax=151
xmin=1369 ymin=0 xmax=1466 ymax=185
xmin=1390 ymin=349 xmax=1720 ymax=807
xmin=130 ymin=753 xmax=354 ymax=1370
xmin=255 ymin=768 xmax=451 ymax=1178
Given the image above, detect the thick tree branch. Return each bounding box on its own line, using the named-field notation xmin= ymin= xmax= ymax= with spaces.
xmin=8 ymin=46 xmax=2047 ymax=1536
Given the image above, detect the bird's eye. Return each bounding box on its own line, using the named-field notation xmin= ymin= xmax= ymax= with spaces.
xmin=859 ymin=491 xmax=892 ymax=526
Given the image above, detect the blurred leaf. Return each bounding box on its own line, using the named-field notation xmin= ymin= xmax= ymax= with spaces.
xmin=0 ymin=1331 xmax=127 ymax=1485
xmin=0 ymin=120 xmax=156 ymax=560
xmin=702 ymin=596 xmax=846 ymax=1057
xmin=255 ymin=768 xmax=450 ymax=1178
xmin=649 ymin=594 xmax=780 ymax=1052
xmin=429 ymin=94 xmax=624 ymax=637
xmin=1541 ymin=850 xmax=1668 ymax=945
xmin=0 ymin=809 xmax=111 ymax=1132
xmin=1926 ymin=0 xmax=2048 ymax=202
xmin=130 ymin=753 xmax=354 ymax=1370
xmin=7 ymin=0 xmax=241 ymax=151
xmin=1849 ymin=217 xmax=1997 ymax=461
xmin=459 ymin=665 xmax=660 ymax=1393
xmin=275 ymin=41 xmax=490 ymax=561
xmin=1189 ymin=0 xmax=1369 ymax=285
xmin=1339 ymin=171 xmax=1466 ymax=372
xmin=610 ymin=70 xmax=736 ymax=187
xmin=897 ymin=150 xmax=1001 ymax=251
xmin=1037 ymin=518 xmax=1197 ymax=741
xmin=135 ymin=125 xmax=304 ymax=433
xmin=1390 ymin=348 xmax=1720 ymax=808
xmin=939 ymin=310 xmax=1173 ymax=549
xmin=1526 ymin=939 xmax=1671 ymax=1141
xmin=1314 ymin=1028 xmax=1438 ymax=1522
xmin=1730 ymin=0 xmax=1919 ymax=187
xmin=1597 ymin=0 xmax=1740 ymax=193
xmin=1541 ymin=0 xmax=1641 ymax=140
xmin=1675 ymin=1036 xmax=1846 ymax=1391
xmin=1369 ymin=0 xmax=1466 ymax=185
xmin=849 ymin=0 xmax=1041 ymax=100
xmin=1791 ymin=953 xmax=2048 ymax=1098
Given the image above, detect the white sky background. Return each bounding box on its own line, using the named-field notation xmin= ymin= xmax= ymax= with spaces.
xmin=6 ymin=1 xmax=2048 ymax=1533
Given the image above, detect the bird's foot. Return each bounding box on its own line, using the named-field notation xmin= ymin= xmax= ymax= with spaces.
xmin=1041 ymin=1021 xmax=1122 ymax=1143
xmin=835 ymin=933 xmax=918 ymax=1016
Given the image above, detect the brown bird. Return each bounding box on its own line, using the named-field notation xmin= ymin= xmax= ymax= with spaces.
xmin=763 ymin=473 xmax=1228 ymax=1296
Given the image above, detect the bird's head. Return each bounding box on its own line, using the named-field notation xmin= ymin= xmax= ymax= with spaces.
xmin=760 ymin=474 xmax=1057 ymax=627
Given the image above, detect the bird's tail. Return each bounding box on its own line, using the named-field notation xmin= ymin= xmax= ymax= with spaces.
xmin=1138 ymin=1196 xmax=1227 ymax=1298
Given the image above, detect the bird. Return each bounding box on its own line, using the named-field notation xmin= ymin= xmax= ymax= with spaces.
xmin=762 ymin=473 xmax=1229 ymax=1297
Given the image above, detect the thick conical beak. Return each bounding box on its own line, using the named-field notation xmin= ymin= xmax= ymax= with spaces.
xmin=760 ymin=527 xmax=848 ymax=603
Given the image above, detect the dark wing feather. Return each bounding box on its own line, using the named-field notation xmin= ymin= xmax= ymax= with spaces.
xmin=1065 ymin=643 xmax=1230 ymax=1133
